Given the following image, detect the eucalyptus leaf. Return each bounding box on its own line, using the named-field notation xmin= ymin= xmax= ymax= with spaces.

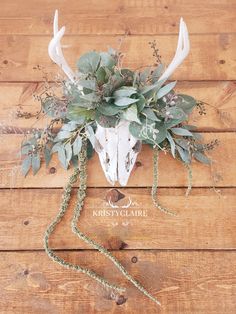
xmin=171 ymin=127 xmax=193 ymax=137
xmin=65 ymin=142 xmax=72 ymax=163
xmin=79 ymin=79 xmax=97 ymax=91
xmin=156 ymin=81 xmax=177 ymax=99
xmin=67 ymin=105 xmax=95 ymax=123
xmin=86 ymin=125 xmax=96 ymax=147
xmin=95 ymin=111 xmax=118 ymax=128
xmin=57 ymin=146 xmax=68 ymax=169
xmin=114 ymin=97 xmax=139 ymax=107
xmin=176 ymin=94 xmax=197 ymax=114
xmin=176 ymin=145 xmax=190 ymax=164
xmin=151 ymin=64 xmax=164 ymax=83
xmin=77 ymin=51 xmax=101 ymax=73
xmin=44 ymin=147 xmax=52 ymax=167
xmin=113 ymin=86 xmax=137 ymax=98
xmin=97 ymin=103 xmax=121 ymax=116
xmin=166 ymin=132 xmax=176 ymax=158
xmin=100 ymin=52 xmax=116 ymax=69
xmin=73 ymin=136 xmax=82 ymax=155
xmin=141 ymin=108 xmax=160 ymax=121
xmin=32 ymin=154 xmax=41 ymax=175
xmin=122 ymin=104 xmax=141 ymax=124
xmin=193 ymin=151 xmax=211 ymax=164
xmin=22 ymin=156 xmax=32 ymax=177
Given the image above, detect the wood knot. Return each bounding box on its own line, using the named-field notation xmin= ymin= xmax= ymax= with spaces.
xmin=23 ymin=220 xmax=29 ymax=225
xmin=131 ymin=256 xmax=138 ymax=263
xmin=219 ymin=59 xmax=226 ymax=64
xmin=116 ymin=295 xmax=127 ymax=305
xmin=104 ymin=236 xmax=128 ymax=250
xmin=49 ymin=167 xmax=56 ymax=174
xmin=106 ymin=189 xmax=125 ymax=203
xmin=135 ymin=161 xmax=142 ymax=167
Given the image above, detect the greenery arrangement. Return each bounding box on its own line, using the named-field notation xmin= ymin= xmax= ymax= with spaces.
xmin=20 ymin=43 xmax=218 ymax=306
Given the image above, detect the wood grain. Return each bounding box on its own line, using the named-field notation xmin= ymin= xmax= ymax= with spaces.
xmin=0 ymin=133 xmax=234 ymax=188
xmin=0 ymin=188 xmax=235 ymax=250
xmin=0 ymin=0 xmax=235 ymax=35
xmin=0 ymin=34 xmax=235 ymax=81
xmin=0 ymin=251 xmax=235 ymax=313
xmin=0 ymin=81 xmax=235 ymax=131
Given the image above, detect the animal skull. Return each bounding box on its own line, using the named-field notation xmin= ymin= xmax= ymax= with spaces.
xmin=48 ymin=10 xmax=190 ymax=186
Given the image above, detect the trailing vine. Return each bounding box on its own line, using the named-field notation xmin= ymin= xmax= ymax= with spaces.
xmin=44 ymin=139 xmax=161 ymax=306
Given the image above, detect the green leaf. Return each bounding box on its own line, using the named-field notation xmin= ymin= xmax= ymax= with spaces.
xmin=175 ymin=138 xmax=189 ymax=150
xmin=193 ymin=151 xmax=211 ymax=164
xmin=176 ymin=145 xmax=190 ymax=164
xmin=129 ymin=119 xmax=167 ymax=145
xmin=79 ymin=79 xmax=97 ymax=91
xmin=22 ymin=156 xmax=32 ymax=177
xmin=171 ymin=127 xmax=193 ymax=137
xmin=42 ymin=97 xmax=67 ymax=118
xmin=32 ymin=154 xmax=40 ymax=175
xmin=157 ymin=81 xmax=177 ymax=99
xmin=141 ymin=108 xmax=160 ymax=121
xmin=54 ymin=130 xmax=71 ymax=142
xmin=86 ymin=125 xmax=96 ymax=147
xmin=95 ymin=111 xmax=118 ymax=128
xmin=87 ymin=140 xmax=94 ymax=159
xmin=80 ymin=92 xmax=100 ymax=103
xmin=176 ymin=94 xmax=197 ymax=114
xmin=114 ymin=97 xmax=139 ymax=107
xmin=100 ymin=52 xmax=116 ymax=69
xmin=166 ymin=132 xmax=176 ymax=158
xmin=113 ymin=86 xmax=137 ymax=98
xmin=44 ymin=147 xmax=52 ymax=167
xmin=65 ymin=142 xmax=72 ymax=164
xmin=67 ymin=104 xmax=95 ymax=123
xmin=122 ymin=104 xmax=141 ymax=124
xmin=57 ymin=146 xmax=68 ymax=169
xmin=97 ymin=103 xmax=121 ymax=116
xmin=151 ymin=64 xmax=164 ymax=83
xmin=96 ymin=67 xmax=107 ymax=84
xmin=77 ymin=51 xmax=101 ymax=73
xmin=73 ymin=136 xmax=82 ymax=155
xmin=136 ymin=94 xmax=146 ymax=112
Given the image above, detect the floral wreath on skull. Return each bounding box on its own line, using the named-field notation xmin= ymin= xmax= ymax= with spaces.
xmin=20 ymin=10 xmax=218 ymax=306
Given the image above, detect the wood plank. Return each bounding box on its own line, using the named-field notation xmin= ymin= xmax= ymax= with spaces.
xmin=0 ymin=81 xmax=235 ymax=131
xmin=0 ymin=0 xmax=235 ymax=35
xmin=0 ymin=188 xmax=235 ymax=250
xmin=0 ymin=34 xmax=235 ymax=81
xmin=0 ymin=251 xmax=235 ymax=313
xmin=0 ymin=133 xmax=234 ymax=188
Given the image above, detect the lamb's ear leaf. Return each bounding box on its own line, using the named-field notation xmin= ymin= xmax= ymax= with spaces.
xmin=22 ymin=156 xmax=32 ymax=177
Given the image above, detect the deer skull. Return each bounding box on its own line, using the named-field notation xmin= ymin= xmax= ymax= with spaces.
xmin=48 ymin=10 xmax=190 ymax=186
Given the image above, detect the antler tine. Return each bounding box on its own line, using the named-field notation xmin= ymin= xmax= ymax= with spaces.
xmin=48 ymin=10 xmax=76 ymax=82
xmin=158 ymin=17 xmax=190 ymax=83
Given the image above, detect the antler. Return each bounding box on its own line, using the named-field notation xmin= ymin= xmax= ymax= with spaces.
xmin=158 ymin=17 xmax=190 ymax=83
xmin=48 ymin=10 xmax=76 ymax=82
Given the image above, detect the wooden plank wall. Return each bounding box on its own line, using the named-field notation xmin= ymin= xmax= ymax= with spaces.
xmin=0 ymin=1 xmax=235 ymax=313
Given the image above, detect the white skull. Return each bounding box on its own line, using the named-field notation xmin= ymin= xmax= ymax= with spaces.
xmin=94 ymin=120 xmax=141 ymax=186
